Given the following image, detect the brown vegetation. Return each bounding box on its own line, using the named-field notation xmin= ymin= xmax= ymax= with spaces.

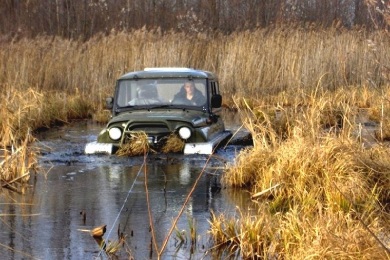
xmin=215 ymin=95 xmax=390 ymax=258
xmin=116 ymin=131 xmax=151 ymax=156
xmin=1 ymin=27 xmax=389 ymax=104
xmin=0 ymin=26 xmax=389 ymax=258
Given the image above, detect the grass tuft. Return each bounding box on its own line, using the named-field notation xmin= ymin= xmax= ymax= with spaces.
xmin=215 ymin=95 xmax=390 ymax=258
xmin=161 ymin=133 xmax=185 ymax=153
xmin=116 ymin=131 xmax=151 ymax=156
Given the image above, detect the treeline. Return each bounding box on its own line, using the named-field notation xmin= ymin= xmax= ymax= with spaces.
xmin=0 ymin=0 xmax=389 ymax=40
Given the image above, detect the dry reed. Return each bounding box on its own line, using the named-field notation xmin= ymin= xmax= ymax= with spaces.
xmin=215 ymin=92 xmax=390 ymax=258
xmin=1 ymin=27 xmax=389 ymax=108
xmin=161 ymin=133 xmax=185 ymax=153
xmin=0 ymin=87 xmax=91 ymax=188
xmin=116 ymin=131 xmax=150 ymax=156
xmin=0 ymin=26 xmax=389 ymax=257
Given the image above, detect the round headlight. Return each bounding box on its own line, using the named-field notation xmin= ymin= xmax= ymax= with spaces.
xmin=178 ymin=127 xmax=191 ymax=140
xmin=108 ymin=127 xmax=122 ymax=140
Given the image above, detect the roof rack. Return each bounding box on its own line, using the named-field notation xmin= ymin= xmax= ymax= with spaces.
xmin=144 ymin=67 xmax=195 ymax=72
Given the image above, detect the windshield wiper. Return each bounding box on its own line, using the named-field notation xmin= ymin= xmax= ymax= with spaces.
xmin=147 ymin=104 xmax=173 ymax=109
xmin=116 ymin=105 xmax=146 ymax=111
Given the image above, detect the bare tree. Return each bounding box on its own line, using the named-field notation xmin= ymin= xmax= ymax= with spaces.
xmin=0 ymin=0 xmax=387 ymax=40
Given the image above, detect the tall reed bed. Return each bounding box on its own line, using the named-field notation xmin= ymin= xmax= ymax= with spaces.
xmin=0 ymin=27 xmax=389 ymax=255
xmin=0 ymin=86 xmax=91 ymax=190
xmin=214 ymin=89 xmax=390 ymax=258
xmin=0 ymin=27 xmax=389 ymax=105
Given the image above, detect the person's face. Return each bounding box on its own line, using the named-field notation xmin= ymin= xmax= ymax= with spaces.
xmin=184 ymin=83 xmax=194 ymax=94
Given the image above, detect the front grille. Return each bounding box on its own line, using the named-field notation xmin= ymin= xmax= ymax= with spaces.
xmin=120 ymin=122 xmax=173 ymax=148
xmin=127 ymin=123 xmax=170 ymax=133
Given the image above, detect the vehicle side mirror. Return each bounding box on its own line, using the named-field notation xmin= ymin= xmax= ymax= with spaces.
xmin=106 ymin=97 xmax=113 ymax=109
xmin=211 ymin=94 xmax=222 ymax=108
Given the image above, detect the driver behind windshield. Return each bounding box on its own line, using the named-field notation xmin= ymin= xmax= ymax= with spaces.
xmin=172 ymin=80 xmax=206 ymax=106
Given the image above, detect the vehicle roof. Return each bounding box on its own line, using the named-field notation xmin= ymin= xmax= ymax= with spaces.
xmin=118 ymin=67 xmax=218 ymax=80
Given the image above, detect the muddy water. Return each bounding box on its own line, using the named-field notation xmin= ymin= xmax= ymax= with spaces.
xmin=0 ymin=114 xmax=254 ymax=259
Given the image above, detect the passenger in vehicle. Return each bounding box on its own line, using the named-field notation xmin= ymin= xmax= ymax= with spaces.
xmin=172 ymin=81 xmax=206 ymax=106
xmin=128 ymin=83 xmax=161 ymax=105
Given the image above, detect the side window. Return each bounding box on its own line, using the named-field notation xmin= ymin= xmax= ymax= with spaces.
xmin=209 ymin=81 xmax=222 ymax=109
xmin=210 ymin=81 xmax=220 ymax=95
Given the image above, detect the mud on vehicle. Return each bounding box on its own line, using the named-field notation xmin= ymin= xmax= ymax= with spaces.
xmin=85 ymin=67 xmax=231 ymax=155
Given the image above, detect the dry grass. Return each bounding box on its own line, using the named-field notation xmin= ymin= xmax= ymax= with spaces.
xmin=1 ymin=27 xmax=389 ymax=108
xmin=117 ymin=132 xmax=185 ymax=155
xmin=161 ymin=133 xmax=185 ymax=153
xmin=0 ymin=130 xmax=37 ymax=193
xmin=116 ymin=131 xmax=151 ymax=156
xmin=0 ymin=88 xmax=44 ymax=190
xmin=215 ymin=93 xmax=390 ymax=258
xmin=0 ymin=87 xmax=92 ymax=188
xmin=0 ymin=26 xmax=389 ymax=257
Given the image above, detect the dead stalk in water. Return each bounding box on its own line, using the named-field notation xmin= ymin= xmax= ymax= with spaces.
xmin=142 ymin=148 xmax=215 ymax=258
xmin=143 ymin=152 xmax=159 ymax=254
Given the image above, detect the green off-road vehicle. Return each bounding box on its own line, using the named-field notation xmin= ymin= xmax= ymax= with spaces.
xmin=85 ymin=68 xmax=231 ymax=155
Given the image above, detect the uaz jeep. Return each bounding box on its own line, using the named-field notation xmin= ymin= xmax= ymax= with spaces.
xmin=85 ymin=68 xmax=231 ymax=155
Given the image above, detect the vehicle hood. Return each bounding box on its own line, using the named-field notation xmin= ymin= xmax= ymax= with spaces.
xmin=108 ymin=109 xmax=207 ymax=125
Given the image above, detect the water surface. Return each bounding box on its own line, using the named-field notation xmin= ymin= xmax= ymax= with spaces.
xmin=0 ymin=116 xmax=253 ymax=259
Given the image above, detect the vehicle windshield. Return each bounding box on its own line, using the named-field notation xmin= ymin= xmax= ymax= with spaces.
xmin=116 ymin=78 xmax=208 ymax=109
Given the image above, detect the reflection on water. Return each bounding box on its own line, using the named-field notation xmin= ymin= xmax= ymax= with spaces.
xmin=0 ymin=114 xmax=253 ymax=259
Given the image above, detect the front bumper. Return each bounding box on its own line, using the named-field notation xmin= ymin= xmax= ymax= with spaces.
xmin=85 ymin=142 xmax=114 ymax=154
xmin=84 ymin=130 xmax=231 ymax=155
